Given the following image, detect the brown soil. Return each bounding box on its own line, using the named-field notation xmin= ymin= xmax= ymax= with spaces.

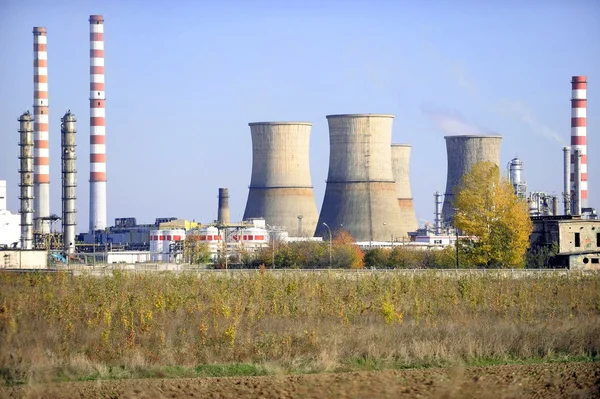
xmin=2 ymin=362 xmax=599 ymax=399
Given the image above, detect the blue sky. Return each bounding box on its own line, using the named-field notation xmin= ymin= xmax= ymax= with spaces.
xmin=1 ymin=0 xmax=599 ymax=232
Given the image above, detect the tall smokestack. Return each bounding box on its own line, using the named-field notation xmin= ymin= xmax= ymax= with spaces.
xmin=19 ymin=111 xmax=35 ymax=250
xmin=571 ymin=76 xmax=587 ymax=210
xmin=390 ymin=144 xmax=418 ymax=234
xmin=442 ymin=135 xmax=502 ymax=224
xmin=563 ymin=146 xmax=571 ymax=215
xmin=573 ymin=149 xmax=582 ymax=215
xmin=89 ymin=15 xmax=107 ymax=232
xmin=315 ymin=114 xmax=406 ymax=242
xmin=243 ymin=122 xmax=319 ymax=236
xmin=33 ymin=27 xmax=50 ymax=234
xmin=217 ymin=188 xmax=230 ymax=225
xmin=61 ymin=111 xmax=77 ymax=254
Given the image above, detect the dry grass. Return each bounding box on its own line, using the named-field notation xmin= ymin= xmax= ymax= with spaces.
xmin=0 ymin=271 xmax=599 ymax=384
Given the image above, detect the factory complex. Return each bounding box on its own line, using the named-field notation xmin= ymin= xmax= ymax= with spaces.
xmin=0 ymin=15 xmax=599 ymax=270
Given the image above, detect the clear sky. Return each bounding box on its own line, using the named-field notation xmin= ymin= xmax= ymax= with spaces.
xmin=1 ymin=0 xmax=599 ymax=233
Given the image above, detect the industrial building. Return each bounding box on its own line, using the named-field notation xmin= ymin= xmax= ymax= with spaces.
xmin=315 ymin=114 xmax=408 ymax=242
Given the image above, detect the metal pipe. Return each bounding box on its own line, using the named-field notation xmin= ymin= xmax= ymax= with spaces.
xmin=61 ymin=110 xmax=77 ymax=255
xmin=563 ymin=146 xmax=571 ymax=215
xmin=552 ymin=196 xmax=558 ymax=216
xmin=18 ymin=111 xmax=34 ymax=250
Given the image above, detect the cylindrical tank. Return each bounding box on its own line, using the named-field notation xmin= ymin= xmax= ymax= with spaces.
xmin=442 ymin=135 xmax=502 ymax=225
xmin=162 ymin=229 xmax=185 ymax=262
xmin=217 ymin=188 xmax=230 ymax=225
xmin=18 ymin=111 xmax=35 ymax=250
xmin=563 ymin=146 xmax=571 ymax=215
xmin=315 ymin=114 xmax=407 ymax=242
xmin=391 ymin=144 xmax=418 ymax=234
xmin=150 ymin=230 xmax=164 ymax=261
xmin=61 ymin=111 xmax=77 ymax=254
xmin=243 ymin=122 xmax=319 ymax=236
xmin=509 ymin=157 xmax=522 ymax=186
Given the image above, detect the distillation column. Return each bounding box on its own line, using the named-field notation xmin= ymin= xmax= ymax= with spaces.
xmin=33 ymin=27 xmax=50 ymax=233
xmin=89 ymin=15 xmax=107 ymax=232
xmin=18 ymin=111 xmax=35 ymax=250
xmin=61 ymin=111 xmax=77 ymax=254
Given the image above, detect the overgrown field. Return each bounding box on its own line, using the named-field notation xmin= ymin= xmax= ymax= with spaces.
xmin=1 ymin=271 xmax=599 ymax=384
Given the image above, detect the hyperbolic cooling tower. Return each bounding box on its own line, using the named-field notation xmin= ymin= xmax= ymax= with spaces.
xmin=61 ymin=111 xmax=77 ymax=254
xmin=442 ymin=135 xmax=502 ymax=224
xmin=570 ymin=76 xmax=587 ymax=210
xmin=243 ymin=122 xmax=318 ymax=236
xmin=314 ymin=114 xmax=407 ymax=242
xmin=33 ymin=27 xmax=50 ymax=233
xmin=217 ymin=188 xmax=230 ymax=225
xmin=89 ymin=15 xmax=107 ymax=232
xmin=391 ymin=144 xmax=418 ymax=234
xmin=18 ymin=111 xmax=35 ymax=250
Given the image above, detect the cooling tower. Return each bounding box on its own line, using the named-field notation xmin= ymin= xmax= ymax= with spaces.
xmin=33 ymin=27 xmax=50 ymax=233
xmin=89 ymin=15 xmax=107 ymax=232
xmin=217 ymin=188 xmax=230 ymax=225
xmin=18 ymin=111 xmax=35 ymax=250
xmin=570 ymin=76 xmax=587 ymax=210
xmin=243 ymin=122 xmax=318 ymax=236
xmin=391 ymin=144 xmax=418 ymax=234
xmin=61 ymin=111 xmax=77 ymax=254
xmin=314 ymin=114 xmax=407 ymax=242
xmin=442 ymin=135 xmax=502 ymax=224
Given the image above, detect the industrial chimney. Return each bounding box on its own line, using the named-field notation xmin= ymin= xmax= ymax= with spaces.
xmin=442 ymin=135 xmax=502 ymax=225
xmin=573 ymin=149 xmax=582 ymax=216
xmin=563 ymin=146 xmax=571 ymax=215
xmin=390 ymin=144 xmax=418 ymax=234
xmin=61 ymin=111 xmax=77 ymax=254
xmin=217 ymin=188 xmax=230 ymax=225
xmin=434 ymin=191 xmax=443 ymax=235
xmin=571 ymin=76 xmax=587 ymax=210
xmin=33 ymin=27 xmax=50 ymax=234
xmin=315 ymin=114 xmax=406 ymax=242
xmin=89 ymin=15 xmax=107 ymax=232
xmin=243 ymin=122 xmax=319 ymax=236
xmin=18 ymin=111 xmax=35 ymax=250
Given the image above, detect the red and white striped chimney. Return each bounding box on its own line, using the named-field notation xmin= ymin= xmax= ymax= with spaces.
xmin=33 ymin=26 xmax=50 ymax=234
xmin=89 ymin=15 xmax=107 ymax=232
xmin=571 ymin=76 xmax=588 ymax=210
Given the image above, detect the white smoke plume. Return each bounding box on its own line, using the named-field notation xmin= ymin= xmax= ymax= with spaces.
xmin=420 ymin=103 xmax=497 ymax=136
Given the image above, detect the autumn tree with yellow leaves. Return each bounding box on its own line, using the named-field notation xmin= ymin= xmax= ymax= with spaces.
xmin=453 ymin=161 xmax=532 ymax=268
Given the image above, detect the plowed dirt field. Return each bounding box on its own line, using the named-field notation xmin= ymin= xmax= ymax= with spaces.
xmin=3 ymin=362 xmax=599 ymax=399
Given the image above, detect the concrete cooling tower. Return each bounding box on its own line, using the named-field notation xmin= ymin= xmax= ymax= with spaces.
xmin=442 ymin=135 xmax=502 ymax=224
xmin=242 ymin=122 xmax=319 ymax=236
xmin=314 ymin=114 xmax=408 ymax=242
xmin=391 ymin=144 xmax=418 ymax=234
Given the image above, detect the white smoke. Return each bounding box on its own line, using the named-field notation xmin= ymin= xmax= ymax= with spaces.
xmin=420 ymin=103 xmax=497 ymax=136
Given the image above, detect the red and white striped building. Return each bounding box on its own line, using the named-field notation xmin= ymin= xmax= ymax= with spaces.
xmin=33 ymin=27 xmax=50 ymax=233
xmin=89 ymin=15 xmax=107 ymax=232
xmin=571 ymin=76 xmax=588 ymax=209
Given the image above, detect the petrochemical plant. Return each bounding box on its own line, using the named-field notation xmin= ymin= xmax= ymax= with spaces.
xmin=0 ymin=15 xmax=598 ymax=269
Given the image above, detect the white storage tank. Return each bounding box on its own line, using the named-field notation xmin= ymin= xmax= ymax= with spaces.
xmin=150 ymin=229 xmax=165 ymax=262
xmin=162 ymin=229 xmax=186 ymax=262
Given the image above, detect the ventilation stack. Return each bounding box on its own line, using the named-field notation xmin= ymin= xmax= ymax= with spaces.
xmin=243 ymin=122 xmax=319 ymax=236
xmin=571 ymin=76 xmax=587 ymax=211
xmin=563 ymin=146 xmax=571 ymax=215
xmin=434 ymin=191 xmax=443 ymax=235
xmin=18 ymin=111 xmax=35 ymax=250
xmin=315 ymin=114 xmax=406 ymax=242
xmin=33 ymin=27 xmax=50 ymax=233
xmin=61 ymin=111 xmax=77 ymax=254
xmin=89 ymin=15 xmax=107 ymax=232
xmin=217 ymin=188 xmax=230 ymax=225
xmin=390 ymin=144 xmax=418 ymax=234
xmin=573 ymin=149 xmax=582 ymax=215
xmin=442 ymin=135 xmax=502 ymax=225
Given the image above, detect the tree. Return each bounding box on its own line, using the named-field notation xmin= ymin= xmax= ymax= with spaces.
xmin=332 ymin=230 xmax=365 ymax=269
xmin=453 ymin=161 xmax=532 ymax=268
